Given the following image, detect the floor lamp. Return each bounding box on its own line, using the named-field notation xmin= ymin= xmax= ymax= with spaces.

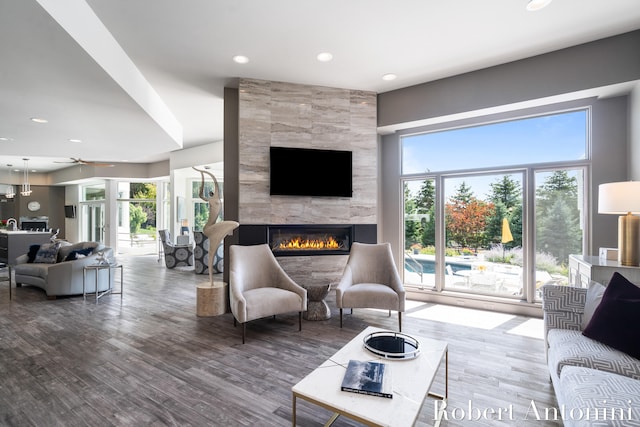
xmin=598 ymin=181 xmax=640 ymax=266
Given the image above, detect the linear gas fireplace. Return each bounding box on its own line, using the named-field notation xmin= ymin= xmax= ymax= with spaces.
xmin=269 ymin=225 xmax=352 ymax=256
xmin=237 ymin=224 xmax=376 ymax=257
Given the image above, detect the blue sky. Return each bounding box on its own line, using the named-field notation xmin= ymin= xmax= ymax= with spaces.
xmin=402 ymin=110 xmax=587 ymax=200
xmin=402 ymin=110 xmax=587 ymax=176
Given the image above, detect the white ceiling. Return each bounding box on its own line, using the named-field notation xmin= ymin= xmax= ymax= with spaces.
xmin=1 ymin=0 xmax=640 ymax=173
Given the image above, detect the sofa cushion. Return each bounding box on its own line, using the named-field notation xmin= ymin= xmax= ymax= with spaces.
xmin=548 ymin=329 xmax=640 ymax=380
xmin=582 ymin=272 xmax=640 ymax=359
xmin=559 ymin=366 xmax=640 ymax=427
xmin=14 ymin=262 xmax=49 ymax=280
xmin=34 ymin=242 xmax=62 ymax=264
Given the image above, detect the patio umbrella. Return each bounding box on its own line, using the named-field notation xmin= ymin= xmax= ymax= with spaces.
xmin=501 ymin=218 xmax=513 ymax=260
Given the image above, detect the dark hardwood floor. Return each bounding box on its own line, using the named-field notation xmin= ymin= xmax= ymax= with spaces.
xmin=0 ymin=255 xmax=560 ymax=426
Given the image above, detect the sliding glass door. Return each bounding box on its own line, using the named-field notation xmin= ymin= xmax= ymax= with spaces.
xmin=81 ymin=203 xmax=105 ymax=243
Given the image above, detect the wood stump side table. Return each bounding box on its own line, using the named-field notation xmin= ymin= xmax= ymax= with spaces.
xmin=302 ymin=283 xmax=331 ymax=321
xmin=196 ymin=281 xmax=228 ymax=317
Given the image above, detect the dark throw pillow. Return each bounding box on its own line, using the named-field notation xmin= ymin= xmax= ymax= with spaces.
xmin=27 ymin=244 xmax=41 ymax=263
xmin=64 ymin=247 xmax=93 ymax=262
xmin=582 ymin=272 xmax=640 ymax=359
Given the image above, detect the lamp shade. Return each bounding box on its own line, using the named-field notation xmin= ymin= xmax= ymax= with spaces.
xmin=598 ymin=182 xmax=640 ymax=214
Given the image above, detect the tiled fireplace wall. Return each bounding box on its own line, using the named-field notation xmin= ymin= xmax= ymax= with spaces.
xmin=234 ymin=78 xmax=378 ymax=286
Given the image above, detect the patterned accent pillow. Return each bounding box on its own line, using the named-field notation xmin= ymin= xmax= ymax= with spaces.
xmin=33 ymin=242 xmax=62 ymax=264
xmin=583 ymin=272 xmax=640 ymax=359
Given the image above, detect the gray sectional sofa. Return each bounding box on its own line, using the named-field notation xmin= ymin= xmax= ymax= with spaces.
xmin=542 ymin=281 xmax=640 ymax=426
xmin=13 ymin=241 xmax=115 ymax=298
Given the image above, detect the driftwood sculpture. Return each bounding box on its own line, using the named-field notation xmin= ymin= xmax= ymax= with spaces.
xmin=193 ymin=167 xmax=239 ymax=286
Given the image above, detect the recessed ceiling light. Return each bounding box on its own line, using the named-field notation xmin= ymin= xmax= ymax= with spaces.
xmin=30 ymin=117 xmax=48 ymax=123
xmin=69 ymin=139 xmax=82 ymax=143
xmin=382 ymin=73 xmax=397 ymax=81
xmin=233 ymin=55 xmax=249 ymax=64
xmin=0 ymin=137 xmax=13 ymax=141
xmin=526 ymin=0 xmax=552 ymax=11
xmin=317 ymin=52 xmax=333 ymax=62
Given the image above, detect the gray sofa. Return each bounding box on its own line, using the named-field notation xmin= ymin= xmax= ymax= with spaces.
xmin=542 ymin=283 xmax=640 ymax=426
xmin=13 ymin=241 xmax=114 ymax=298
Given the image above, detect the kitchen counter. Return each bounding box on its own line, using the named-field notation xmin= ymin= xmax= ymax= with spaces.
xmin=0 ymin=231 xmax=52 ymax=265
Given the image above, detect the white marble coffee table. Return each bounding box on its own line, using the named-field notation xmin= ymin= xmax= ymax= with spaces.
xmin=292 ymin=326 xmax=448 ymax=427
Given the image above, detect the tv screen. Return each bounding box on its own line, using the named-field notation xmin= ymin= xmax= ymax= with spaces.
xmin=64 ymin=205 xmax=76 ymax=218
xmin=270 ymin=147 xmax=352 ymax=197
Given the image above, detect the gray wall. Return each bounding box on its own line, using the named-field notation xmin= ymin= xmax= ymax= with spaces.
xmin=235 ymin=78 xmax=377 ymax=225
xmin=378 ymin=30 xmax=640 ymax=131
xmin=378 ymin=30 xmax=640 ymax=261
xmin=631 ymin=84 xmax=640 ymax=180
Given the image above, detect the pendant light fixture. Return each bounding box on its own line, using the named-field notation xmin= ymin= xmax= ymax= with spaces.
xmin=5 ymin=164 xmax=15 ymax=199
xmin=20 ymin=158 xmax=32 ymax=196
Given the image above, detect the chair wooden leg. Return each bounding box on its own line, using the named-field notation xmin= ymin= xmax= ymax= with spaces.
xmin=242 ymin=323 xmax=246 ymax=344
xmin=340 ymin=308 xmax=343 ymax=328
xmin=233 ymin=316 xmax=237 ymax=327
xmin=299 ymin=312 xmax=302 ymax=331
xmin=388 ymin=309 xmax=391 ymax=317
xmin=398 ymin=312 xmax=402 ymax=332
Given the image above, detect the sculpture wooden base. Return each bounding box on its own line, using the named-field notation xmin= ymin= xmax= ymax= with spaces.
xmin=196 ymin=281 xmax=228 ymax=317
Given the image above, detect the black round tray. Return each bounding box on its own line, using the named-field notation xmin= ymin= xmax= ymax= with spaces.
xmin=363 ymin=331 xmax=420 ymax=360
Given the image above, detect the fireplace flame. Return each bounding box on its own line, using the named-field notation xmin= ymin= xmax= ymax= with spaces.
xmin=278 ymin=236 xmax=341 ymax=250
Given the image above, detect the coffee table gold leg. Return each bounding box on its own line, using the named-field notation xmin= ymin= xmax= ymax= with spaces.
xmin=292 ymin=394 xmax=296 ymax=427
xmin=324 ymin=413 xmax=340 ymax=427
xmin=429 ymin=349 xmax=448 ymax=427
xmin=445 ymin=349 xmax=448 ymax=399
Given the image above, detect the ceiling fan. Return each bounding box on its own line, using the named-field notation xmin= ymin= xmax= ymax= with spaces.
xmin=54 ymin=158 xmax=115 ymax=167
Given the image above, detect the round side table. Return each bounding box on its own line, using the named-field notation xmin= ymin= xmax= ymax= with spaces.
xmin=302 ymin=283 xmax=331 ymax=321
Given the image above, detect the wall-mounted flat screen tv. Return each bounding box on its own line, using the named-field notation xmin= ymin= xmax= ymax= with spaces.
xmin=270 ymin=147 xmax=352 ymax=197
xmin=64 ymin=205 xmax=76 ymax=218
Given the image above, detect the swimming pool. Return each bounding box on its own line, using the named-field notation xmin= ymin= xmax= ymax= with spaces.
xmin=405 ymin=257 xmax=471 ymax=274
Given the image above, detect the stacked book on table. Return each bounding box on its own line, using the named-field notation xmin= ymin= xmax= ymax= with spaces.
xmin=340 ymin=359 xmax=392 ymax=399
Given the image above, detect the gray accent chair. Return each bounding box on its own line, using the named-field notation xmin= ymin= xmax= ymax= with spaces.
xmin=336 ymin=242 xmax=406 ymax=331
xmin=158 ymin=229 xmax=193 ymax=268
xmin=193 ymin=231 xmax=224 ymax=274
xmin=229 ymin=244 xmax=307 ymax=343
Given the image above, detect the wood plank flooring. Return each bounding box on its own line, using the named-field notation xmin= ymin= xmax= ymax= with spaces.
xmin=0 ymin=255 xmax=561 ymax=426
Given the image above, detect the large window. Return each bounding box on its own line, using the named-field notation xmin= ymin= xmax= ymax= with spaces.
xmin=402 ymin=110 xmax=587 ymax=174
xmin=402 ymin=109 xmax=588 ymax=303
xmin=189 ymin=178 xmax=223 ymax=232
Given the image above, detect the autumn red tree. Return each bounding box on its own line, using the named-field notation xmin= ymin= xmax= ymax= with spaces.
xmin=445 ymin=182 xmax=495 ymax=252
